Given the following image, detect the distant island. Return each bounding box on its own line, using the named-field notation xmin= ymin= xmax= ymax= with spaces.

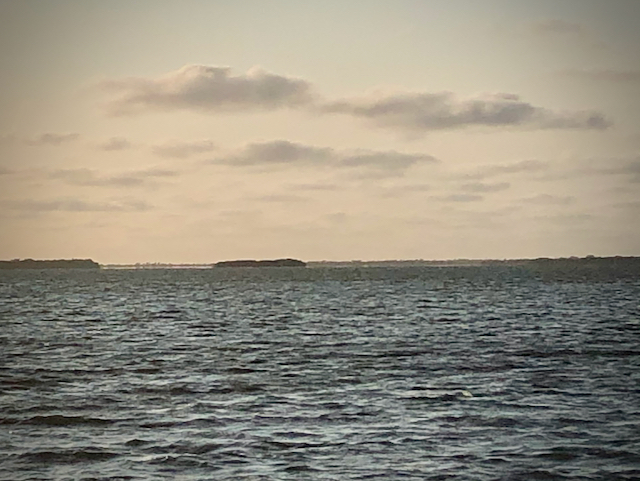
xmin=0 ymin=259 xmax=101 ymax=270
xmin=214 ymin=258 xmax=306 ymax=268
xmin=307 ymin=256 xmax=640 ymax=278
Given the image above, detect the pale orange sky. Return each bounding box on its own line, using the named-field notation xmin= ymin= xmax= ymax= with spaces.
xmin=1 ymin=0 xmax=639 ymax=263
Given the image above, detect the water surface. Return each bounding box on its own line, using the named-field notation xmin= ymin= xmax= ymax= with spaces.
xmin=1 ymin=266 xmax=639 ymax=480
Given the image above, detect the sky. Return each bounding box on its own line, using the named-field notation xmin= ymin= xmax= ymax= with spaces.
xmin=1 ymin=0 xmax=639 ymax=263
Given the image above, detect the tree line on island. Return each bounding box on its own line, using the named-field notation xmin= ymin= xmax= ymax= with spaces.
xmin=1 ymin=256 xmax=639 ymax=278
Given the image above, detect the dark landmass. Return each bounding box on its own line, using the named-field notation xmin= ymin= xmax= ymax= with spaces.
xmin=308 ymin=256 xmax=640 ymax=279
xmin=214 ymin=258 xmax=307 ymax=268
xmin=102 ymin=263 xmax=214 ymax=269
xmin=0 ymin=259 xmax=101 ymax=270
xmin=307 ymin=255 xmax=639 ymax=268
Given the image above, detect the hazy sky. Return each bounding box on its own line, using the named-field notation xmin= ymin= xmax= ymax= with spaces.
xmin=1 ymin=0 xmax=639 ymax=263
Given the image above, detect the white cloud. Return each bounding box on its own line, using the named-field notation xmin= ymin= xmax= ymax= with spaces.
xmin=320 ymin=91 xmax=610 ymax=133
xmin=101 ymin=65 xmax=314 ymax=115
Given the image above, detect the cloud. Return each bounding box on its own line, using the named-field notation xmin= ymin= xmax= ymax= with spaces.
xmin=380 ymin=183 xmax=431 ymax=198
xmin=434 ymin=194 xmax=484 ymax=203
xmin=561 ymin=69 xmax=640 ymax=84
xmin=5 ymin=198 xmax=152 ymax=213
xmin=572 ymin=156 xmax=640 ymax=182
xmin=288 ymin=183 xmax=340 ymax=191
xmin=459 ymin=159 xmax=549 ymax=180
xmin=98 ymin=64 xmax=611 ymax=134
xmin=597 ymin=158 xmax=640 ymax=177
xmin=537 ymin=213 xmax=593 ymax=225
xmin=320 ymin=92 xmax=610 ymax=133
xmin=97 ymin=137 xmax=133 ymax=151
xmin=525 ymin=19 xmax=607 ymax=50
xmin=254 ymin=194 xmax=309 ymax=203
xmin=340 ymin=151 xmax=437 ymax=170
xmin=212 ymin=140 xmax=437 ymax=175
xmin=152 ymin=140 xmax=217 ymax=158
xmin=0 ymin=134 xmax=18 ymax=145
xmin=521 ymin=194 xmax=574 ymax=205
xmin=215 ymin=140 xmax=331 ymax=166
xmin=101 ymin=65 xmax=314 ymax=115
xmin=49 ymin=168 xmax=178 ymax=187
xmin=24 ymin=133 xmax=79 ymax=146
xmin=530 ymin=19 xmax=585 ymax=36
xmin=461 ymin=182 xmax=510 ymax=193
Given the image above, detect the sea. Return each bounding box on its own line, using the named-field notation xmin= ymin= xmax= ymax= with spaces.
xmin=1 ymin=265 xmax=639 ymax=480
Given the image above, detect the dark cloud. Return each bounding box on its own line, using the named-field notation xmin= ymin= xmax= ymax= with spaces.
xmin=320 ymin=92 xmax=610 ymax=133
xmin=212 ymin=140 xmax=437 ymax=176
xmin=561 ymin=69 xmax=640 ymax=83
xmin=49 ymin=168 xmax=178 ymax=187
xmin=215 ymin=140 xmax=331 ymax=166
xmin=97 ymin=137 xmax=133 ymax=151
xmin=461 ymin=182 xmax=510 ymax=193
xmin=24 ymin=133 xmax=79 ymax=146
xmin=102 ymin=65 xmax=314 ymax=115
xmin=5 ymin=198 xmax=152 ymax=212
xmin=152 ymin=140 xmax=216 ymax=158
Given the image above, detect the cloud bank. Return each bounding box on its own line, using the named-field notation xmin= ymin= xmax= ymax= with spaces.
xmin=99 ymin=65 xmax=612 ymax=134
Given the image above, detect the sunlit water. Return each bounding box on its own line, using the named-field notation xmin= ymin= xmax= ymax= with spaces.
xmin=1 ymin=266 xmax=639 ymax=480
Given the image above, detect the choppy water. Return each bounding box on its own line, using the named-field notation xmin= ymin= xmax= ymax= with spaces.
xmin=1 ymin=266 xmax=639 ymax=480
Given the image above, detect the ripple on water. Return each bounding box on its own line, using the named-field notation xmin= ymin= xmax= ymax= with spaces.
xmin=0 ymin=267 xmax=638 ymax=480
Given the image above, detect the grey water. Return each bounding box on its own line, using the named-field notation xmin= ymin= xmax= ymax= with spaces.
xmin=1 ymin=266 xmax=639 ymax=480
